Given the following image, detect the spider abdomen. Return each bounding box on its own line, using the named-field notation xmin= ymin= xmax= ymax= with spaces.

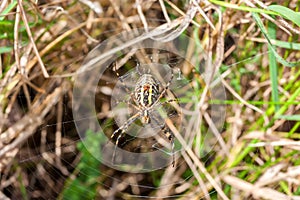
xmin=134 ymin=74 xmax=160 ymax=107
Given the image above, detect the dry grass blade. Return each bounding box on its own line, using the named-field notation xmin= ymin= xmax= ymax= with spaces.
xmin=191 ymin=0 xmax=215 ymax=30
xmin=0 ymin=81 xmax=70 ymax=159
xmin=109 ymin=0 xmax=131 ymax=30
xmin=159 ymin=0 xmax=171 ymax=25
xmin=165 ymin=0 xmax=200 ymax=27
xmin=17 ymin=0 xmax=49 ymax=78
xmin=76 ymin=18 xmax=184 ymax=75
xmin=13 ymin=4 xmax=21 ymax=75
xmin=0 ymin=191 xmax=10 ymax=200
xmin=223 ymin=175 xmax=300 ymax=200
xmin=244 ymin=0 xmax=292 ymax=35
xmin=165 ymin=119 xmax=229 ymax=200
xmin=136 ymin=0 xmax=149 ymax=32
xmin=221 ymin=78 xmax=270 ymax=125
xmin=203 ymin=112 xmax=229 ymax=155
xmin=251 ymin=0 xmax=300 ymax=34
xmin=181 ymin=151 xmax=211 ymax=200
xmin=1 ymin=0 xmax=300 ymax=199
xmin=150 ymin=0 xmax=198 ymax=42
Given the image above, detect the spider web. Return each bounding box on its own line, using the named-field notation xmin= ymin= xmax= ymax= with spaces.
xmin=6 ymin=52 xmax=267 ymax=198
xmin=3 ymin=0 xmax=295 ymax=198
xmin=1 ymin=18 xmax=275 ymax=198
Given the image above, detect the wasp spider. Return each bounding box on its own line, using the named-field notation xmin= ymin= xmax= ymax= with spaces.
xmin=111 ymin=65 xmax=178 ymax=166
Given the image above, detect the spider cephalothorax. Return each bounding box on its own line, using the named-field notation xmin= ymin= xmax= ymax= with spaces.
xmin=111 ymin=66 xmax=177 ymax=166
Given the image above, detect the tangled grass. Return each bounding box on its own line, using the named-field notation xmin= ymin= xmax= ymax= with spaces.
xmin=1 ymin=0 xmax=300 ymax=199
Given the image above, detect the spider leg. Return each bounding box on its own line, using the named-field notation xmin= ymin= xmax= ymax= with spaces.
xmin=157 ymin=98 xmax=181 ymax=119
xmin=113 ymin=99 xmax=139 ymax=111
xmin=162 ymin=125 xmax=175 ymax=167
xmin=111 ymin=112 xmax=141 ymax=140
xmin=158 ymin=99 xmax=179 ymax=106
xmin=113 ymin=64 xmax=136 ymax=103
xmin=151 ymin=67 xmax=174 ymax=107
xmin=111 ymin=112 xmax=141 ymax=164
xmin=151 ymin=115 xmax=175 ymax=167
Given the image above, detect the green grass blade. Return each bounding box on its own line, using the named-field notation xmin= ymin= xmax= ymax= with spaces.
xmin=277 ymin=115 xmax=300 ymax=121
xmin=229 ymin=139 xmax=258 ymax=168
xmin=268 ymin=22 xmax=280 ymax=112
xmin=274 ymin=86 xmax=300 ymax=119
xmin=0 ymin=46 xmax=13 ymax=54
xmin=0 ymin=0 xmax=17 ymax=21
xmin=268 ymin=5 xmax=300 ymax=27
xmin=288 ymin=122 xmax=300 ymax=137
xmin=271 ymin=39 xmax=300 ymax=50
xmin=252 ymin=12 xmax=300 ymax=67
xmin=209 ymin=0 xmax=278 ymax=15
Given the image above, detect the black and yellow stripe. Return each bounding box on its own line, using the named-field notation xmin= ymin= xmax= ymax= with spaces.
xmin=134 ymin=74 xmax=159 ymax=107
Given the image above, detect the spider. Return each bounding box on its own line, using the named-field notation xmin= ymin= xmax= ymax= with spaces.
xmin=111 ymin=64 xmax=178 ymax=167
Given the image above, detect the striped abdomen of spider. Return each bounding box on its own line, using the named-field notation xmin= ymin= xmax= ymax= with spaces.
xmin=134 ymin=74 xmax=160 ymax=124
